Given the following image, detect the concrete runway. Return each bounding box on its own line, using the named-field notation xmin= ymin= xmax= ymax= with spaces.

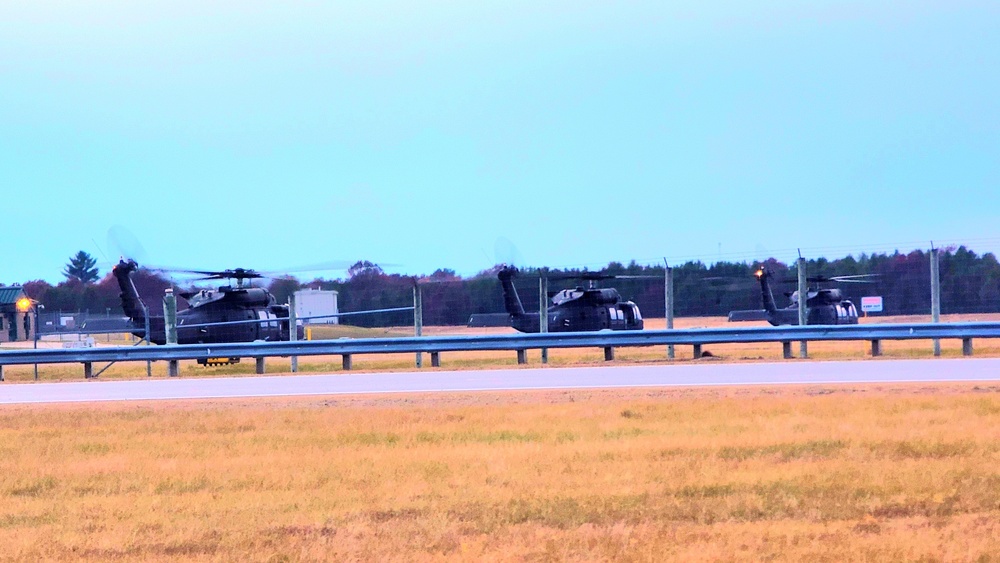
xmin=2 ymin=358 xmax=1000 ymax=405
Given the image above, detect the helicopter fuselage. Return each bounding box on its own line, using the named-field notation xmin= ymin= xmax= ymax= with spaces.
xmin=113 ymin=259 xmax=294 ymax=344
xmin=498 ymin=267 xmax=643 ymax=333
xmin=757 ymin=270 xmax=859 ymax=326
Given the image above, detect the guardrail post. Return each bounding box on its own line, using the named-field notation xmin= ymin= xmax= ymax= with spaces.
xmin=962 ymin=338 xmax=973 ymax=356
xmin=84 ymin=362 xmax=93 ymax=379
xmin=288 ymin=293 xmax=298 ymax=373
xmin=255 ymin=357 xmax=265 ymax=374
xmin=516 ymin=350 xmax=527 ymax=365
xmin=342 ymin=354 xmax=352 ymax=371
xmin=431 ymin=352 xmax=440 ymax=367
xmin=164 ymin=288 xmax=179 ymax=377
xmin=782 ymin=341 xmax=792 ymax=359
xmin=871 ymin=339 xmax=882 ymax=357
xmin=604 ymin=347 xmax=614 ymax=361
xmin=693 ymin=344 xmax=702 ymax=358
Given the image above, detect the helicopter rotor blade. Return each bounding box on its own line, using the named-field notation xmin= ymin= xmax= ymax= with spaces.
xmin=546 ymin=272 xmax=661 ymax=281
xmin=256 ymin=260 xmax=357 ymax=277
xmin=826 ymin=274 xmax=880 ymax=282
xmin=779 ymin=273 xmax=879 ymax=284
xmin=106 ymin=225 xmax=148 ymax=264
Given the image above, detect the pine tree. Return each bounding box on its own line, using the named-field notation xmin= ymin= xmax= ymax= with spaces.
xmin=63 ymin=251 xmax=99 ymax=283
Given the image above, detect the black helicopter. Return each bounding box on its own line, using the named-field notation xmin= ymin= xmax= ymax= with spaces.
xmin=112 ymin=259 xmax=296 ymax=345
xmin=748 ymin=267 xmax=870 ymax=326
xmin=496 ymin=266 xmax=645 ymax=332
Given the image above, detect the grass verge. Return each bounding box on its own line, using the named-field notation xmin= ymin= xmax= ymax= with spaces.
xmin=1 ymin=384 xmax=999 ymax=560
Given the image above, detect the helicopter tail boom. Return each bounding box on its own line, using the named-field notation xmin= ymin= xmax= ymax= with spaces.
xmin=755 ymin=268 xmax=784 ymax=326
xmin=112 ymin=259 xmax=148 ymax=323
xmin=497 ymin=266 xmax=527 ymax=317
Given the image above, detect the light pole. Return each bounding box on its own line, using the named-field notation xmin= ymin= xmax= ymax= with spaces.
xmin=17 ymin=297 xmax=43 ymax=380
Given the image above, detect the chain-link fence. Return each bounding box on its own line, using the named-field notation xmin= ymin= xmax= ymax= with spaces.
xmin=29 ymin=245 xmax=1000 ymax=338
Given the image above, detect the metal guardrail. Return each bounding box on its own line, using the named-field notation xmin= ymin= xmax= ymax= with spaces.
xmin=1 ymin=322 xmax=998 ymax=379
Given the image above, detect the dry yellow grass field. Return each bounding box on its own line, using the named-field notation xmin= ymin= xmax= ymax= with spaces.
xmin=3 ymin=314 xmax=1000 ymax=382
xmin=2 ymin=384 xmax=999 ymax=561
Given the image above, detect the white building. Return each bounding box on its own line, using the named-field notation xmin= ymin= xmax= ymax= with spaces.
xmin=293 ymin=289 xmax=339 ymax=325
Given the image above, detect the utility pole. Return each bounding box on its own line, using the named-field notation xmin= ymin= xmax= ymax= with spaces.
xmin=930 ymin=244 xmax=941 ymax=356
xmin=797 ymin=254 xmax=808 ymax=359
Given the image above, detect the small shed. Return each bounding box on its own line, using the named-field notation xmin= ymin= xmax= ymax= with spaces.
xmin=293 ymin=289 xmax=339 ymax=325
xmin=295 ymin=289 xmax=340 ymax=325
xmin=0 ymin=286 xmax=36 ymax=342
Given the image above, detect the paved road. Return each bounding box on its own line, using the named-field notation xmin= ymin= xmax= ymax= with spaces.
xmin=2 ymin=358 xmax=1000 ymax=405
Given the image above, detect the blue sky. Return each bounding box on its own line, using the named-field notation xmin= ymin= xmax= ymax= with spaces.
xmin=2 ymin=1 xmax=997 ymax=284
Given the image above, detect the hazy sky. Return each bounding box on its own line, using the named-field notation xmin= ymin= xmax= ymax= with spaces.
xmin=2 ymin=1 xmax=998 ymax=284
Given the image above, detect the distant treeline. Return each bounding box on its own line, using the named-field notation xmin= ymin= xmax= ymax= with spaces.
xmin=14 ymin=246 xmax=1000 ymax=325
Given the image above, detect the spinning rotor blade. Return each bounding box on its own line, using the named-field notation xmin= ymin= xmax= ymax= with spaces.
xmin=173 ymin=268 xmax=264 ymax=282
xmin=807 ymin=274 xmax=879 ymax=283
xmin=256 ymin=260 xmax=357 ymax=276
xmin=780 ymin=273 xmax=879 ymax=284
xmin=546 ymin=272 xmax=660 ymax=281
xmin=494 ymin=237 xmax=526 ymax=270
xmin=547 ymin=272 xmax=616 ymax=281
xmin=107 ymin=225 xmax=148 ymax=264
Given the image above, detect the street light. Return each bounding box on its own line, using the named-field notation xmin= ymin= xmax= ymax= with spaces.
xmin=17 ymin=297 xmax=43 ymax=380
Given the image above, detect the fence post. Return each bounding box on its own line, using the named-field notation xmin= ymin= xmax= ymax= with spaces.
xmin=930 ymin=246 xmax=941 ymax=356
xmin=143 ymin=301 xmax=152 ymax=377
xmin=797 ymin=255 xmax=808 ymax=359
xmin=163 ymin=288 xmax=179 ymax=377
xmin=539 ymin=275 xmax=549 ymax=364
xmin=665 ymin=262 xmax=675 ymax=360
xmin=413 ymin=283 xmax=423 ymax=368
xmin=288 ymin=293 xmax=298 ymax=373
xmin=33 ymin=304 xmax=41 ymax=381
